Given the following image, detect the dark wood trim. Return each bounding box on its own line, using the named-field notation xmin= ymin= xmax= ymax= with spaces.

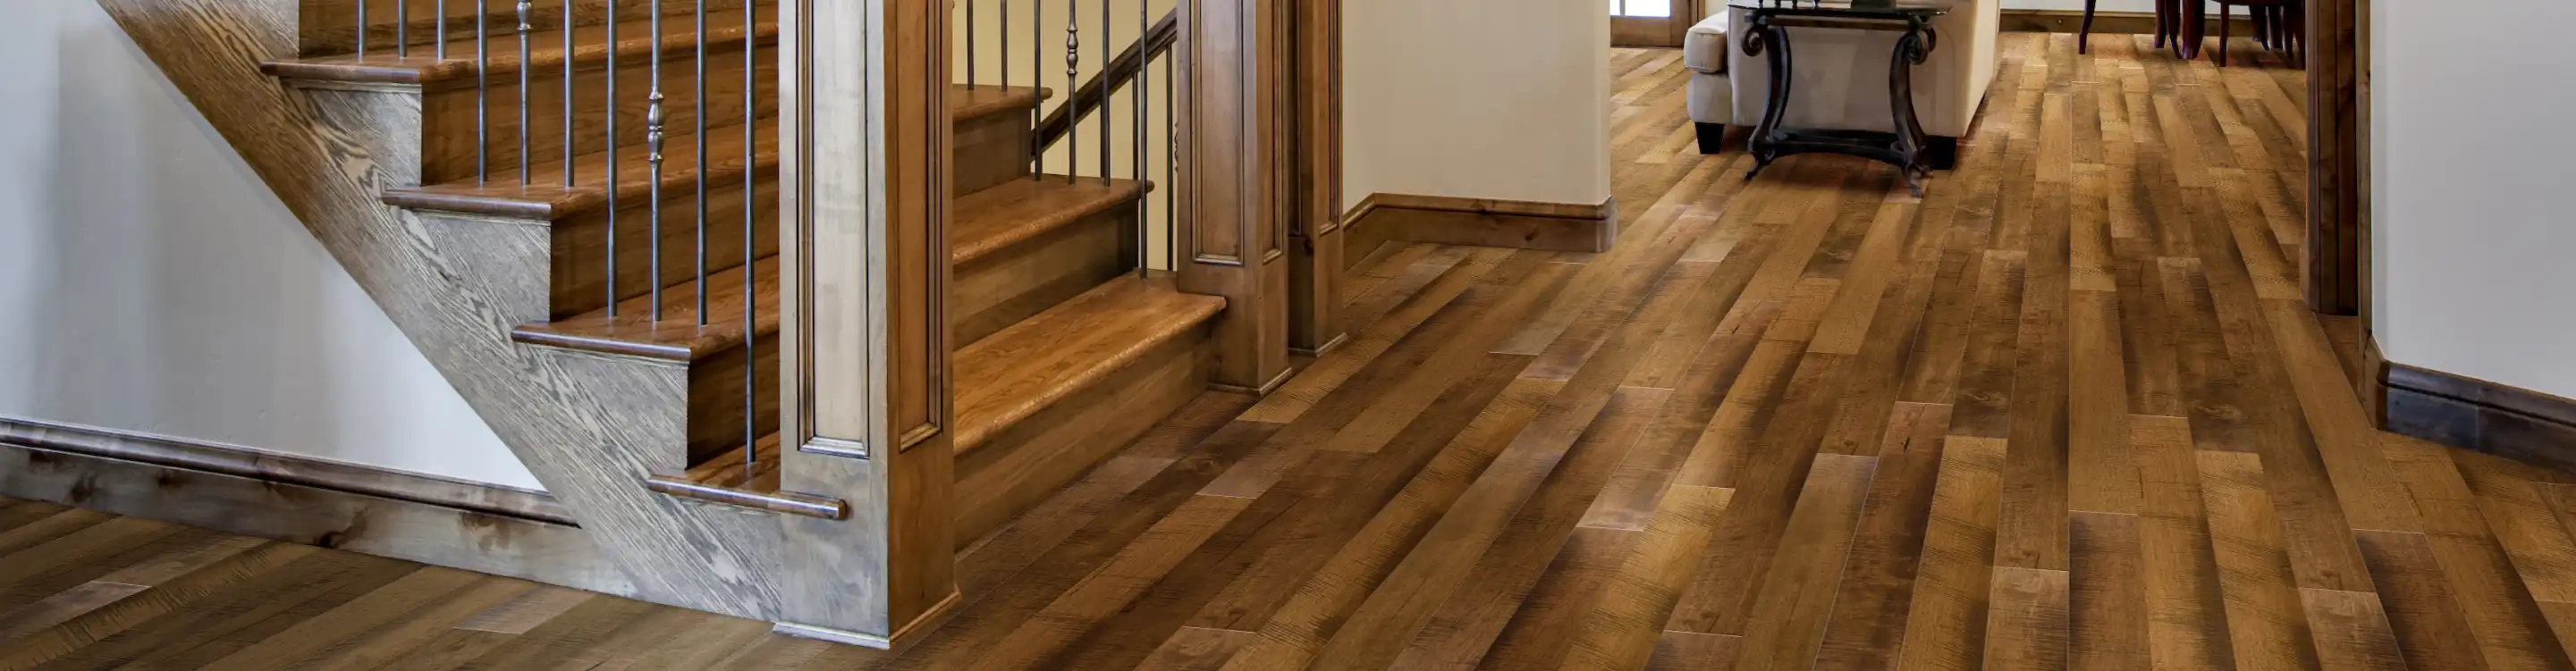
xmin=2385 ymin=364 xmax=2576 ymax=476
xmin=1287 ymin=0 xmax=1347 ymax=356
xmin=2306 ymin=0 xmax=2364 ymax=315
xmin=0 ymin=439 xmax=633 ymax=597
xmin=1343 ymin=193 xmax=1619 ymax=254
xmin=2000 ymin=9 xmax=2255 ymax=36
xmin=0 ymin=415 xmax=571 ymax=524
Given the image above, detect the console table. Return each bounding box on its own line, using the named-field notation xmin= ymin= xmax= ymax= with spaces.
xmin=1730 ymin=0 xmax=1956 ymax=197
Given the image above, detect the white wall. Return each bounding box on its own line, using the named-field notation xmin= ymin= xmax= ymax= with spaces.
xmin=1344 ymin=0 xmax=1612 ymax=210
xmin=2372 ymin=0 xmax=2576 ymax=399
xmin=0 ymin=0 xmax=542 ymax=490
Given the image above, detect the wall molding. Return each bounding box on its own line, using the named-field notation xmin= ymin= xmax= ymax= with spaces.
xmin=1342 ymin=193 xmax=1618 ymax=263
xmin=2383 ymin=364 xmax=2576 ymax=475
xmin=1999 ymin=10 xmax=2255 ymax=37
xmin=0 ymin=417 xmax=632 ymax=596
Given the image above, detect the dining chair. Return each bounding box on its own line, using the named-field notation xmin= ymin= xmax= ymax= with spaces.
xmin=2211 ymin=0 xmax=2303 ymax=65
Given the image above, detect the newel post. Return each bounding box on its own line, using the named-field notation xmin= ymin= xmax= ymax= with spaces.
xmin=1179 ymin=0 xmax=1294 ymax=392
xmin=771 ymin=0 xmax=958 ymax=648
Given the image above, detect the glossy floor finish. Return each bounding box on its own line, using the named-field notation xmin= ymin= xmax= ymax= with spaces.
xmin=5 ymin=33 xmax=2575 ymax=669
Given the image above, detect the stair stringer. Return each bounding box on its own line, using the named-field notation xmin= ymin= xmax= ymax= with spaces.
xmin=93 ymin=0 xmax=797 ymax=622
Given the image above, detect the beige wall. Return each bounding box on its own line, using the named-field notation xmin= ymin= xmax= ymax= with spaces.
xmin=2369 ymin=0 xmax=2576 ymax=399
xmin=0 ymin=0 xmax=541 ymax=490
xmin=1344 ymin=0 xmax=1613 ymax=210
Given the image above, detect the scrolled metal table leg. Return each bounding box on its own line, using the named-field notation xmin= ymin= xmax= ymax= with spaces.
xmin=1743 ymin=12 xmax=1794 ymax=181
xmin=1888 ymin=17 xmax=1937 ymax=197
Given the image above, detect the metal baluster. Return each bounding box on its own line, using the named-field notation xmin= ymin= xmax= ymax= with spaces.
xmin=397 ymin=0 xmax=409 ymax=58
xmin=1144 ymin=0 xmax=1153 ymax=276
xmin=1098 ymin=0 xmax=1110 ymax=181
xmin=1065 ymin=0 xmax=1078 ymax=181
xmin=647 ymin=0 xmax=667 ymax=322
xmin=694 ymin=0 xmax=708 ymax=323
xmin=741 ymin=0 xmax=758 ymax=477
xmin=477 ymin=0 xmax=489 ymax=180
xmin=1001 ymin=0 xmax=1009 ymax=94
xmin=356 ymin=0 xmax=367 ymax=61
xmin=1019 ymin=0 xmax=1030 ymax=178
xmin=436 ymin=0 xmax=447 ymax=60
xmin=967 ymin=0 xmax=976 ymax=89
xmin=1166 ymin=50 xmax=1176 ymax=273
xmin=1031 ymin=0 xmax=1041 ymax=180
xmin=604 ymin=0 xmax=620 ymax=317
xmin=563 ymin=0 xmax=577 ymax=187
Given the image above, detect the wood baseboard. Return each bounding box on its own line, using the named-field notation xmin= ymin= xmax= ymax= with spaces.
xmin=2383 ymin=364 xmax=2576 ymax=475
xmin=1342 ymin=193 xmax=1618 ymax=255
xmin=2000 ymin=10 xmax=2257 ymax=37
xmin=0 ymin=417 xmax=634 ymax=597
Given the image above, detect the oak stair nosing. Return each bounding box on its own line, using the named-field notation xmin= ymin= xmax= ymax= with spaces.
xmin=510 ymin=254 xmax=781 ymax=361
xmin=384 ymin=121 xmax=780 ymax=221
xmin=261 ymin=9 xmax=776 ymax=90
xmin=951 ymin=85 xmax=1050 ymax=122
xmin=951 ymin=275 xmax=1224 ymax=455
xmin=640 ymin=433 xmax=846 ymax=518
xmin=950 ymin=176 xmax=1152 ymax=266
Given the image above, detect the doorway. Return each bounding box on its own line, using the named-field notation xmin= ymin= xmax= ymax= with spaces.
xmin=1611 ymin=0 xmax=1697 ymax=48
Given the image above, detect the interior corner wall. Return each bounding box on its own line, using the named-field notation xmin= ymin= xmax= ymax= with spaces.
xmin=0 ymin=0 xmax=543 ymax=491
xmin=2371 ymin=0 xmax=2576 ymax=400
xmin=1342 ymin=0 xmax=1612 ymax=211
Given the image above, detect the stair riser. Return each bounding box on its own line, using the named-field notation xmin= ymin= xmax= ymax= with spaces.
xmin=419 ymin=43 xmax=777 ymax=185
xmin=955 ymin=106 xmax=1035 ymax=195
xmin=687 ymin=331 xmax=779 ymax=466
xmin=550 ymin=168 xmax=779 ymax=318
xmin=300 ymin=0 xmax=753 ymax=57
xmin=953 ymin=201 xmax=1139 ymax=346
xmin=953 ymin=330 xmax=1211 ymax=547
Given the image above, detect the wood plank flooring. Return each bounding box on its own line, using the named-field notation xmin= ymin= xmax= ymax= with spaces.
xmin=3 ymin=34 xmax=2568 ymax=669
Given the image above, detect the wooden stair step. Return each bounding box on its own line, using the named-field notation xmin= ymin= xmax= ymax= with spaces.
xmin=511 ymin=254 xmax=779 ymax=360
xmin=951 ymin=274 xmax=1223 ymax=455
xmin=951 ymin=176 xmax=1149 ymax=265
xmin=952 ymin=85 xmax=1049 ymax=123
xmin=262 ymin=8 xmax=774 ymax=90
xmin=642 ymin=433 xmax=848 ymax=519
xmin=384 ymin=121 xmax=779 ymax=222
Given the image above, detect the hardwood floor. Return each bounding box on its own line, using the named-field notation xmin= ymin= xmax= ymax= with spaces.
xmin=1 ymin=34 xmax=2565 ymax=669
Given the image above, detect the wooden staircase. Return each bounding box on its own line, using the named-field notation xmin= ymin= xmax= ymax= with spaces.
xmin=254 ymin=0 xmax=1220 ymax=567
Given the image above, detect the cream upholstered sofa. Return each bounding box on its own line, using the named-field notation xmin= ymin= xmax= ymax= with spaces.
xmin=1684 ymin=13 xmax=1736 ymax=153
xmin=1688 ymin=0 xmax=2001 ymax=167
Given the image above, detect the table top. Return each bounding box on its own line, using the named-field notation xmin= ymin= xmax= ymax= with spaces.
xmin=1726 ymin=0 xmax=1955 ymax=18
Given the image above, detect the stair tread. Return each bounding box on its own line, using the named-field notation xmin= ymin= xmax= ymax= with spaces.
xmin=953 ymin=85 xmax=1051 ymax=122
xmin=511 ymin=254 xmax=780 ymax=360
xmin=952 ymin=177 xmax=1149 ymax=264
xmin=952 ymin=274 xmax=1222 ymax=455
xmin=262 ymin=9 xmax=773 ymax=88
xmin=385 ymin=121 xmax=779 ymax=221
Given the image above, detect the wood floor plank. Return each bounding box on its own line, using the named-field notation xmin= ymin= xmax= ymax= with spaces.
xmin=1892 ymin=435 xmax=2007 ymax=671
xmin=1728 ymin=452 xmax=1879 ymax=670
xmin=2070 ymin=511 xmax=2149 ymax=670
xmin=2197 ymin=449 xmax=2327 ymax=669
xmin=1810 ymin=403 xmax=1952 ymax=671
xmin=1558 ymin=484 xmax=1735 ymax=670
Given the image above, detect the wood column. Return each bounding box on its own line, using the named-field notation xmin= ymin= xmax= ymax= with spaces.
xmin=1287 ymin=0 xmax=1345 ymax=356
xmin=2305 ymin=0 xmax=2362 ymax=315
xmin=1181 ymin=0 xmax=1295 ymax=391
xmin=773 ymin=0 xmax=959 ymax=647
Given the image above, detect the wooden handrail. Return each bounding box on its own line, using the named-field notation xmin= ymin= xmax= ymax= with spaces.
xmin=1033 ymin=9 xmax=1180 ymax=153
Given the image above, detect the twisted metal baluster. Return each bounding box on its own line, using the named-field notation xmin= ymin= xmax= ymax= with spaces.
xmin=1098 ymin=0 xmax=1109 ymax=181
xmin=1064 ymin=0 xmax=1077 ymax=181
xmin=742 ymin=0 xmax=758 ymax=476
xmin=694 ymin=0 xmax=708 ymax=323
xmin=517 ymin=0 xmax=534 ymax=183
xmin=604 ymin=0 xmax=621 ymax=316
xmin=476 ymin=0 xmax=489 ymax=181
xmin=647 ymin=0 xmax=667 ymax=322
xmin=563 ymin=0 xmax=576 ymax=187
